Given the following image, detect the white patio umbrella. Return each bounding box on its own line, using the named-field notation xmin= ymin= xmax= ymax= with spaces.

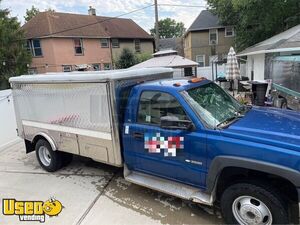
xmin=226 ymin=47 xmax=241 ymax=95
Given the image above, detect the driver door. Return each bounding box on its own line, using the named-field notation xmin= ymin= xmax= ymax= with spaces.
xmin=123 ymin=90 xmax=207 ymax=188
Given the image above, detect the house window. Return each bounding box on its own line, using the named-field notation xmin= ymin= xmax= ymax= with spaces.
xmin=209 ymin=29 xmax=218 ymax=45
xmin=63 ymin=65 xmax=72 ymax=72
xmin=27 ymin=39 xmax=43 ymax=57
xmin=100 ymin=39 xmax=109 ymax=48
xmin=103 ymin=63 xmax=111 ymax=70
xmin=93 ymin=64 xmax=101 ymax=71
xmin=112 ymin=39 xmax=119 ymax=48
xmin=225 ymin=27 xmax=234 ymax=37
xmin=134 ymin=39 xmax=141 ymax=53
xmin=28 ymin=68 xmax=38 ymax=74
xmin=74 ymin=38 xmax=83 ymax=55
xmin=196 ymin=55 xmax=205 ymax=67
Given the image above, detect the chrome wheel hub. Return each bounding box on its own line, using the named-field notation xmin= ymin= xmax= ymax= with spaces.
xmin=38 ymin=146 xmax=51 ymax=166
xmin=232 ymin=196 xmax=272 ymax=225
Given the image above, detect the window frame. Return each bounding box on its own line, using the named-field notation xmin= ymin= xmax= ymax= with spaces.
xmin=136 ymin=90 xmax=192 ymax=127
xmin=225 ymin=27 xmax=234 ymax=37
xmin=100 ymin=38 xmax=109 ymax=48
xmin=111 ymin=38 xmax=119 ymax=48
xmin=134 ymin=39 xmax=141 ymax=53
xmin=196 ymin=55 xmax=205 ymax=67
xmin=92 ymin=63 xmax=101 ymax=71
xmin=74 ymin=38 xmax=84 ymax=55
xmin=209 ymin=29 xmax=218 ymax=45
xmin=103 ymin=63 xmax=111 ymax=70
xmin=27 ymin=39 xmax=43 ymax=57
xmin=63 ymin=65 xmax=72 ymax=72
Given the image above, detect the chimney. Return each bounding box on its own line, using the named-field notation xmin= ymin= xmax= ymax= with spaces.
xmin=88 ymin=6 xmax=96 ymax=16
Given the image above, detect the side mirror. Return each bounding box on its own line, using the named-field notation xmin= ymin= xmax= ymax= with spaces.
xmin=160 ymin=116 xmax=194 ymax=131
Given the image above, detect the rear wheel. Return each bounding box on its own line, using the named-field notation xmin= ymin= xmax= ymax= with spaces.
xmin=220 ymin=182 xmax=289 ymax=225
xmin=35 ymin=139 xmax=63 ymax=172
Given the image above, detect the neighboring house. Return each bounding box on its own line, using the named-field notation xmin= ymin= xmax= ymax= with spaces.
xmin=237 ymin=24 xmax=300 ymax=81
xmin=158 ymin=38 xmax=184 ymax=56
xmin=184 ymin=10 xmax=235 ymax=67
xmin=131 ymin=49 xmax=198 ymax=77
xmin=22 ymin=8 xmax=154 ymax=74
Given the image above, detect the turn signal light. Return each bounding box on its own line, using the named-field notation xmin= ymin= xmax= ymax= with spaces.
xmin=189 ymin=77 xmax=206 ymax=83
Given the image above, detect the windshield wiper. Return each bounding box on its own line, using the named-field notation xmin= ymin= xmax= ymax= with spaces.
xmin=216 ymin=113 xmax=244 ymax=128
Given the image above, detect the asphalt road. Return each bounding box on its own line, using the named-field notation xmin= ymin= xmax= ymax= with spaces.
xmin=0 ymin=140 xmax=223 ymax=225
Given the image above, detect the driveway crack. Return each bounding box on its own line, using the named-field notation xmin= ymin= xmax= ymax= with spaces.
xmin=76 ymin=172 xmax=117 ymax=225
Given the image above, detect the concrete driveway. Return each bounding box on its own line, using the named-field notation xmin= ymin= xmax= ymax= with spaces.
xmin=0 ymin=140 xmax=223 ymax=225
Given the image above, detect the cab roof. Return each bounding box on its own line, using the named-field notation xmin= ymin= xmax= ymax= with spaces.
xmin=137 ymin=77 xmax=211 ymax=92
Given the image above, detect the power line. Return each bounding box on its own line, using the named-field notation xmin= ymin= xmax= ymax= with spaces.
xmin=158 ymin=4 xmax=207 ymax=8
xmin=47 ymin=4 xmax=154 ymax=36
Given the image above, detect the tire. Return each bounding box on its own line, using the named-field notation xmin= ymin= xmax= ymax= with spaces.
xmin=220 ymin=182 xmax=289 ymax=225
xmin=35 ymin=139 xmax=63 ymax=172
xmin=61 ymin=152 xmax=73 ymax=167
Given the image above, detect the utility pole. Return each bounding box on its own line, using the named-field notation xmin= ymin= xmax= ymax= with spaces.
xmin=154 ymin=0 xmax=159 ymax=52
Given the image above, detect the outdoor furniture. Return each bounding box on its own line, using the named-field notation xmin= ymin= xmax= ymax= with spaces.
xmin=238 ymin=77 xmax=250 ymax=93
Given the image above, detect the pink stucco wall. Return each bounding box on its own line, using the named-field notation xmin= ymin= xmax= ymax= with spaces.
xmin=31 ymin=38 xmax=112 ymax=73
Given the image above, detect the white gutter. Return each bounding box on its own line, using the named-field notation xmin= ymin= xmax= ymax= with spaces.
xmin=237 ymin=47 xmax=300 ymax=57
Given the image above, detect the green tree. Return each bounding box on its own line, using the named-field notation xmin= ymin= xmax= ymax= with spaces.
xmin=136 ymin=52 xmax=152 ymax=63
xmin=115 ymin=48 xmax=137 ymax=69
xmin=207 ymin=0 xmax=300 ymax=51
xmin=0 ymin=1 xmax=31 ymax=89
xmin=150 ymin=18 xmax=186 ymax=38
xmin=24 ymin=5 xmax=40 ymax=22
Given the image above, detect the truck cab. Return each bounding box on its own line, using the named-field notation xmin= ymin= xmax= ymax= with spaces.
xmin=122 ymin=77 xmax=300 ymax=225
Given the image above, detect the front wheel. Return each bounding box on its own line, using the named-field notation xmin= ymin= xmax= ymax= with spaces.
xmin=220 ymin=182 xmax=289 ymax=225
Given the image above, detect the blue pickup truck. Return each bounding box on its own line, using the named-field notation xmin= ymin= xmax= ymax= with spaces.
xmin=10 ymin=68 xmax=300 ymax=224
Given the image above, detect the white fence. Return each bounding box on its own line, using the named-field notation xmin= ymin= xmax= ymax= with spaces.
xmin=196 ymin=63 xmax=248 ymax=81
xmin=0 ymin=89 xmax=18 ymax=150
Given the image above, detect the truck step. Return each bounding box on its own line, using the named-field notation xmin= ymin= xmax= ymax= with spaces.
xmin=124 ymin=167 xmax=213 ymax=206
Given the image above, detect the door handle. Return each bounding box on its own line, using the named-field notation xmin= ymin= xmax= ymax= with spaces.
xmin=133 ymin=132 xmax=144 ymax=139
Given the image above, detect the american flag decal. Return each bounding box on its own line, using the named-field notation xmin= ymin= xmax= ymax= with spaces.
xmin=144 ymin=133 xmax=184 ymax=157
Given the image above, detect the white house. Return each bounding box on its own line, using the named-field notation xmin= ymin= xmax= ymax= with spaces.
xmin=237 ymin=24 xmax=300 ymax=81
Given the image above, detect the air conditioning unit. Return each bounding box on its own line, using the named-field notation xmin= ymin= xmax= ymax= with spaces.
xmin=210 ymin=40 xmax=217 ymax=45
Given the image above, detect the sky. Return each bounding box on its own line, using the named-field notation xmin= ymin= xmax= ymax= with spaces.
xmin=1 ymin=0 xmax=208 ymax=33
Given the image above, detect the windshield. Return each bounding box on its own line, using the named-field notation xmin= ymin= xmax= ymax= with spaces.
xmin=181 ymin=82 xmax=244 ymax=128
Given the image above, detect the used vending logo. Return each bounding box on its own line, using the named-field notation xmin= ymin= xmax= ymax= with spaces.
xmin=2 ymin=197 xmax=63 ymax=223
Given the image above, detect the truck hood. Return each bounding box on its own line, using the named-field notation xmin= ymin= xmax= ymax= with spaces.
xmin=222 ymin=107 xmax=300 ymax=151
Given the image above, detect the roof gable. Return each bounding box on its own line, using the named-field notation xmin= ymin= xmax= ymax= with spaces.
xmin=22 ymin=11 xmax=152 ymax=39
xmin=187 ymin=10 xmax=222 ymax=32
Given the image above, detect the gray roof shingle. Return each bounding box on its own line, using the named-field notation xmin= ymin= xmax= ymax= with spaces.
xmin=187 ymin=10 xmax=223 ymax=32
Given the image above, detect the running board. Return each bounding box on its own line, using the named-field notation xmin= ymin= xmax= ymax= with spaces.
xmin=124 ymin=165 xmax=213 ymax=206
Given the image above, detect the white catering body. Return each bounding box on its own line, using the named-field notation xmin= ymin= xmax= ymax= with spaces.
xmin=9 ymin=68 xmax=173 ymax=166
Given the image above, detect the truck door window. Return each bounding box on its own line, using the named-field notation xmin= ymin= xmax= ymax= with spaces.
xmin=137 ymin=91 xmax=189 ymax=125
